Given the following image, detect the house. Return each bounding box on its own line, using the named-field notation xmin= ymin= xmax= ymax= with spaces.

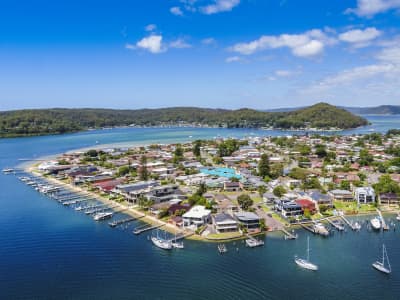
xmin=281 ymin=201 xmax=303 ymax=218
xmin=147 ymin=184 xmax=182 ymax=203
xmin=379 ymin=193 xmax=399 ymax=205
xmin=224 ymin=181 xmax=241 ymax=192
xmin=213 ymin=213 xmax=239 ymax=233
xmin=329 ymin=189 xmax=354 ymax=201
xmin=310 ymin=191 xmax=333 ymax=207
xmin=263 ymin=192 xmax=278 ymax=204
xmin=94 ymin=179 xmax=123 ymax=193
xmin=169 ymin=216 xmax=183 ymax=227
xmin=355 ymin=187 xmax=375 ymax=204
xmin=182 ymin=205 xmax=211 ymax=228
xmin=113 ymin=181 xmax=159 ymax=203
xmin=295 ymin=199 xmax=316 ymax=214
xmin=168 ymin=203 xmax=191 ymax=216
xmin=234 ymin=212 xmax=261 ymax=229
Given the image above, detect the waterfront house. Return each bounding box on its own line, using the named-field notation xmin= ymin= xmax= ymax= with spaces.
xmin=329 ymin=189 xmax=354 ymax=201
xmin=379 ymin=193 xmax=399 ymax=205
xmin=355 ymin=187 xmax=375 ymax=204
xmin=234 ymin=212 xmax=261 ymax=229
xmin=213 ymin=213 xmax=239 ymax=233
xmin=281 ymin=201 xmax=303 ymax=218
xmin=113 ymin=181 xmax=159 ymax=203
xmin=310 ymin=191 xmax=333 ymax=207
xmin=295 ymin=199 xmax=316 ymax=214
xmin=182 ymin=205 xmax=211 ymax=228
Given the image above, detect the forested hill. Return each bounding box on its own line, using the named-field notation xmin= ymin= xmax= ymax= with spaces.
xmin=0 ymin=103 xmax=368 ymax=138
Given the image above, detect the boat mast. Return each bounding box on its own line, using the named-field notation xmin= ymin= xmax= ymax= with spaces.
xmin=307 ymin=236 xmax=310 ymax=261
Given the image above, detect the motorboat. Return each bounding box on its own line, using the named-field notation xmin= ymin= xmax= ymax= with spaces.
xmin=93 ymin=212 xmax=113 ymax=221
xmin=370 ymin=217 xmax=381 ymax=230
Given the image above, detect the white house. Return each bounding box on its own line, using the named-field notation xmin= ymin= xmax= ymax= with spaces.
xmin=355 ymin=187 xmax=375 ymax=204
xmin=182 ymin=205 xmax=211 ymax=228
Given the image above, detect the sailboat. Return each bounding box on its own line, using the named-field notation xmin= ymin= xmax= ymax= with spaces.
xmin=372 ymin=244 xmax=391 ymax=274
xmin=151 ymin=230 xmax=172 ymax=250
xmin=294 ymin=236 xmax=318 ymax=271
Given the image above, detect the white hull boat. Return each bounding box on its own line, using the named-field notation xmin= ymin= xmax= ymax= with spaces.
xmin=372 ymin=244 xmax=391 ymax=274
xmin=151 ymin=236 xmax=173 ymax=250
xmin=93 ymin=212 xmax=113 ymax=221
xmin=370 ymin=217 xmax=381 ymax=230
xmin=294 ymin=236 xmax=318 ymax=271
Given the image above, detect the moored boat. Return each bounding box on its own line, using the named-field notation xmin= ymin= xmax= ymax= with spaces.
xmin=313 ymin=222 xmax=329 ymax=236
xmin=370 ymin=217 xmax=381 ymax=230
xmin=151 ymin=230 xmax=173 ymax=250
xmin=218 ymin=244 xmax=227 ymax=254
xmin=245 ymin=238 xmax=264 ymax=247
xmin=93 ymin=212 xmax=113 ymax=221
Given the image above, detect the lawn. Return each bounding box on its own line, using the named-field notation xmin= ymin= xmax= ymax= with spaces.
xmin=333 ymin=200 xmax=376 ymax=213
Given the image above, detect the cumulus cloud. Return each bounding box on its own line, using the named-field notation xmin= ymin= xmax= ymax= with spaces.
xmin=338 ymin=27 xmax=381 ymax=48
xmin=128 ymin=35 xmax=165 ymax=54
xmin=225 ymin=56 xmax=242 ymax=63
xmin=170 ymin=6 xmax=184 ymax=16
xmin=200 ymin=0 xmax=240 ymax=14
xmin=345 ymin=0 xmax=400 ymax=17
xmin=126 ymin=35 xmax=192 ymax=54
xmin=301 ymin=45 xmax=400 ymax=98
xmin=230 ymin=29 xmax=333 ymax=57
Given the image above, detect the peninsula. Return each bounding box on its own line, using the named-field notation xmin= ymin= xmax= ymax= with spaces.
xmin=0 ymin=103 xmax=368 ymax=138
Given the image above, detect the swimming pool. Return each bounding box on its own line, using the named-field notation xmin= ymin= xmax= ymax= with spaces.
xmin=200 ymin=167 xmax=242 ymax=179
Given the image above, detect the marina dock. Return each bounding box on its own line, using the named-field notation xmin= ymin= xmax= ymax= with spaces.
xmin=281 ymin=228 xmax=298 ymax=239
xmin=327 ymin=218 xmax=345 ymax=231
xmin=300 ymin=223 xmax=316 ymax=233
xmin=340 ymin=216 xmax=358 ymax=230
xmin=109 ymin=216 xmax=142 ymax=227
xmin=133 ymin=223 xmax=164 ymax=235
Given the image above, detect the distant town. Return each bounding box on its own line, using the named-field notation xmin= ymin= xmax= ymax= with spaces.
xmin=17 ymin=129 xmax=400 ymax=242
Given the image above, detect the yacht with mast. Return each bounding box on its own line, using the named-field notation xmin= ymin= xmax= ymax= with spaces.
xmin=372 ymin=244 xmax=391 ymax=274
xmin=294 ymin=236 xmax=318 ymax=271
xmin=151 ymin=230 xmax=172 ymax=250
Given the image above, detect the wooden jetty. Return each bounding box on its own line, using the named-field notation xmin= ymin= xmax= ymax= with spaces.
xmin=340 ymin=215 xmax=358 ymax=230
xmin=281 ymin=228 xmax=298 ymax=240
xmin=300 ymin=223 xmax=316 ymax=233
xmin=327 ymin=218 xmax=345 ymax=231
xmin=166 ymin=231 xmax=194 ymax=242
xmin=108 ymin=216 xmax=142 ymax=228
xmin=85 ymin=205 xmax=117 ymax=215
xmin=133 ymin=223 xmax=164 ymax=235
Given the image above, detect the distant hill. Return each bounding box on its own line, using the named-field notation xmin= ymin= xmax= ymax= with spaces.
xmin=266 ymin=105 xmax=400 ymax=115
xmin=0 ymin=103 xmax=368 ymax=138
xmin=342 ymin=105 xmax=400 ymax=115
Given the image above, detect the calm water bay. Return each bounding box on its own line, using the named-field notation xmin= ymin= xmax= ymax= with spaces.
xmin=0 ymin=115 xmax=399 ymax=299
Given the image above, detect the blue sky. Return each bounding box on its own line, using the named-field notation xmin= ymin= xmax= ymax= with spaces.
xmin=1 ymin=0 xmax=400 ymax=110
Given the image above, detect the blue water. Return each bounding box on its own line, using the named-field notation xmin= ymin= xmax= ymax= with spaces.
xmin=200 ymin=167 xmax=242 ymax=179
xmin=0 ymin=115 xmax=399 ymax=299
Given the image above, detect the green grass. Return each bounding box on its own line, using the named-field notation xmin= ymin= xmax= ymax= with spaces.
xmin=206 ymin=232 xmax=243 ymax=240
xmin=334 ymin=200 xmax=376 ymax=213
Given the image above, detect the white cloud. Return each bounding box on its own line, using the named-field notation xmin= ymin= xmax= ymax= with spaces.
xmin=275 ymin=70 xmax=300 ymax=77
xmin=302 ymin=45 xmax=400 ymax=98
xmin=225 ymin=56 xmax=242 ymax=63
xmin=338 ymin=27 xmax=381 ymax=48
xmin=202 ymin=37 xmax=216 ymax=45
xmin=230 ymin=29 xmax=332 ymax=57
xmin=170 ymin=6 xmax=184 ymax=16
xmin=376 ymin=46 xmax=400 ymax=63
xmin=200 ymin=0 xmax=240 ymax=15
xmin=135 ymin=35 xmax=165 ymax=54
xmin=169 ymin=38 xmax=192 ymax=49
xmin=145 ymin=24 xmax=157 ymax=32
xmin=345 ymin=0 xmax=400 ymax=17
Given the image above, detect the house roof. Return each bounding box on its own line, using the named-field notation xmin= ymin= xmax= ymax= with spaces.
xmin=214 ymin=213 xmax=237 ymax=224
xmin=182 ymin=205 xmax=211 ymax=219
xmin=234 ymin=212 xmax=260 ymax=221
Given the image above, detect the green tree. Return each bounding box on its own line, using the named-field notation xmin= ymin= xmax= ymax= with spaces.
xmin=139 ymin=155 xmax=149 ymax=181
xmin=237 ymin=194 xmax=253 ymax=210
xmin=117 ymin=165 xmax=130 ymax=177
xmin=273 ymin=185 xmax=287 ymax=198
xmin=258 ymin=185 xmax=267 ymax=197
xmin=258 ymin=153 xmax=270 ymax=178
xmin=193 ymin=140 xmax=202 ymax=157
xmin=340 ymin=180 xmax=351 ymax=191
xmin=173 ymin=144 xmax=184 ymax=164
xmin=315 ymin=144 xmax=327 ymax=158
xmin=373 ymin=174 xmax=400 ymax=195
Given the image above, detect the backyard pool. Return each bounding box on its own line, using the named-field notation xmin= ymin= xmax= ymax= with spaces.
xmin=199 ymin=167 xmax=242 ymax=179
